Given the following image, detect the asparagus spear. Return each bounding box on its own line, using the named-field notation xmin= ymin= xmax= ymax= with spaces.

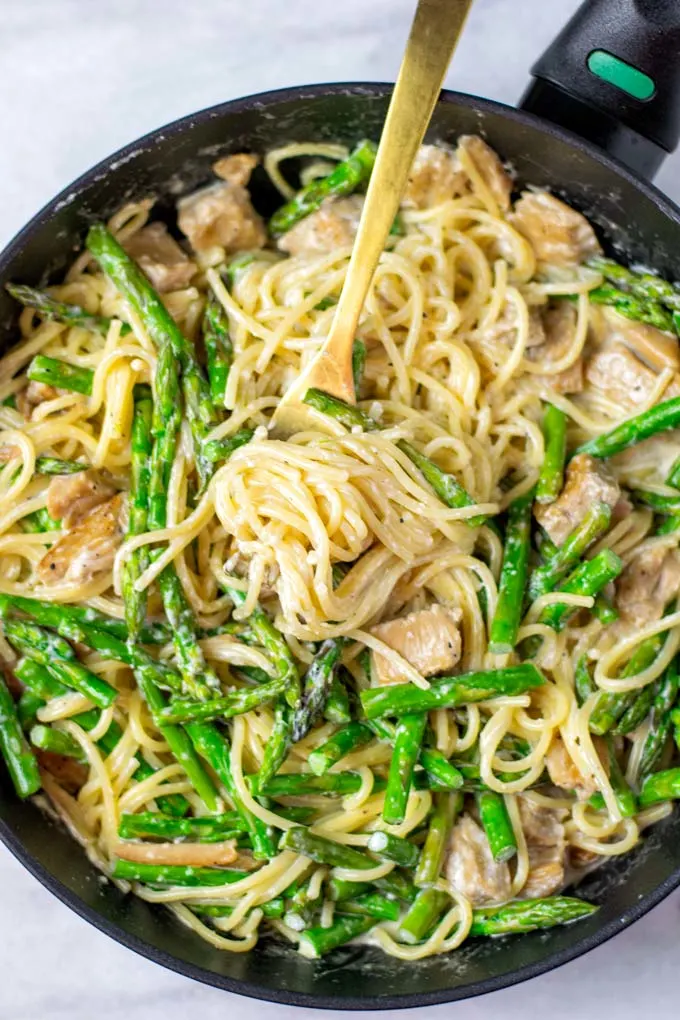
xmin=632 ymin=490 xmax=680 ymax=515
xmin=536 ymin=549 xmax=622 ymax=632
xmin=26 ymin=355 xmax=94 ymax=395
xmin=0 ymin=592 xmax=170 ymax=644
xmin=352 ymin=338 xmax=366 ymax=394
xmin=291 ymin=639 xmax=344 ymax=742
xmin=2 ymin=618 xmax=118 ymax=709
xmin=16 ymin=689 xmax=44 ymax=731
xmin=589 ymin=632 xmax=664 ymax=735
xmin=307 ymin=722 xmax=373 ymax=775
xmin=536 ymin=404 xmax=567 ymax=504
xmin=324 ymin=671 xmax=352 ymax=725
xmin=251 ymin=700 xmax=292 ymax=796
xmin=612 ymin=679 xmax=658 ymax=735
xmin=528 ymin=502 xmax=612 ymax=600
xmin=588 ymin=283 xmax=675 ymax=332
xmin=269 ymin=140 xmax=377 ymax=237
xmin=29 ymin=724 xmax=84 ymax=760
xmin=279 ymin=827 xmax=380 ymax=871
xmin=574 ymin=655 xmax=594 ymax=706
xmin=469 ymin=896 xmax=598 ymax=936
xmin=118 ymin=811 xmax=246 ymax=842
xmin=383 ymin=713 xmax=427 ymax=825
xmin=639 ymin=657 xmax=679 ymax=778
xmin=226 ymin=586 xmax=300 ymax=708
xmin=418 ymin=747 xmax=465 ymax=790
xmin=604 ymin=736 xmax=637 ymax=817
xmin=639 ymin=767 xmax=680 ymax=806
xmin=159 ymin=676 xmax=286 ymax=724
xmin=415 ymin=791 xmax=462 ymax=886
xmin=111 ymin=860 xmax=249 ymax=887
xmin=183 ymin=720 xmax=276 ymax=859
xmin=327 ymin=870 xmax=415 ymax=902
xmin=34 ymin=457 xmax=87 ymax=475
xmin=20 ymin=508 xmax=60 ymax=534
xmin=297 ymin=914 xmax=376 ymax=958
xmin=203 ymin=427 xmax=255 ymax=464
xmin=339 ymin=892 xmax=401 ymax=922
xmin=302 ymin=390 xmax=481 ymax=521
xmin=124 ymin=385 xmax=153 ymax=642
xmin=261 ymin=771 xmax=371 ymax=798
xmin=476 ymin=791 xmax=517 ymax=862
xmin=588 ymin=257 xmax=680 ymax=312
xmin=193 ymin=898 xmax=285 ymax=920
xmin=0 ymin=676 xmax=41 ymax=798
xmin=156 ymin=566 xmax=221 ymax=700
xmin=672 ymin=706 xmax=680 ymax=751
xmin=367 ymin=831 xmax=419 ymax=869
xmin=360 ymin=664 xmax=545 ymax=720
xmin=592 ymin=593 xmax=619 ymax=625
xmin=398 ymin=888 xmax=450 ymax=944
xmin=202 ymin=296 xmax=233 ymax=406
xmin=576 ymin=396 xmax=680 ymax=460
xmin=488 ymin=489 xmax=534 ymax=653
xmin=6 ymin=283 xmax=131 ymax=336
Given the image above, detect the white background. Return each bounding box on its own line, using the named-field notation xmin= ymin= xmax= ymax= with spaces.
xmin=1 ymin=0 xmax=679 ymax=1017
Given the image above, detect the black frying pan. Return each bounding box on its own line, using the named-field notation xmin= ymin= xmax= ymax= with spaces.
xmin=2 ymin=0 xmax=680 ymax=1009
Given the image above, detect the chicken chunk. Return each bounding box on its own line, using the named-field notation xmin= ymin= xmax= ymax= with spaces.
xmin=402 ymin=144 xmax=468 ymax=209
xmin=16 ymin=381 xmax=62 ymax=419
xmin=600 ymin=307 xmax=680 ymax=373
xmin=509 ymin=191 xmax=602 ymax=266
xmin=585 ymin=342 xmax=661 ymax=411
xmin=444 ymin=814 xmax=511 ymax=905
xmin=212 ymin=152 xmax=259 ymax=187
xmin=37 ymin=492 xmax=126 ymax=584
xmin=534 ymin=453 xmax=620 ymax=546
xmin=527 ymin=301 xmax=584 ymax=394
xmin=518 ymin=796 xmax=566 ymax=899
xmin=178 ymin=180 xmax=266 ymax=254
xmin=370 ymin=603 xmax=463 ymax=685
xmin=113 ymin=839 xmax=239 ymax=868
xmin=123 ymin=223 xmax=196 ymax=293
xmin=458 ymin=135 xmax=512 ymax=212
xmin=545 ymin=734 xmax=607 ymax=800
xmin=45 ymin=469 xmax=117 ymax=529
xmin=615 ymin=544 xmax=680 ymax=627
xmin=277 ymin=195 xmax=363 ymax=257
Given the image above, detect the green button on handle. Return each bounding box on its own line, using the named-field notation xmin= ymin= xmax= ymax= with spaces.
xmin=587 ymin=49 xmax=655 ymax=101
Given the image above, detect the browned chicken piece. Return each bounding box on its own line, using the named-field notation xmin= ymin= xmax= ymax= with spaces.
xmin=277 ymin=195 xmax=363 ymax=257
xmin=370 ymin=603 xmax=463 ymax=685
xmin=402 ymin=144 xmax=468 ymax=209
xmin=527 ymin=301 xmax=584 ymax=394
xmin=178 ymin=180 xmax=266 ymax=254
xmin=508 ymin=191 xmax=602 ymax=266
xmin=36 ymin=751 xmax=88 ymax=794
xmin=534 ymin=453 xmax=620 ymax=545
xmin=16 ymin=381 xmax=62 ymax=419
xmin=518 ymin=796 xmax=567 ymax=899
xmin=37 ymin=492 xmax=126 ymax=584
xmin=46 ymin=469 xmax=117 ymax=529
xmin=585 ymin=342 xmax=661 ymax=411
xmin=123 ymin=223 xmax=196 ymax=294
xmin=444 ymin=814 xmax=511 ymax=904
xmin=615 ymin=544 xmax=680 ymax=627
xmin=568 ymin=845 xmax=601 ymax=871
xmin=545 ymin=733 xmax=608 ymax=800
xmin=600 ymin=307 xmax=680 ymax=373
xmin=458 ymin=135 xmax=512 ymax=212
xmin=113 ymin=839 xmax=239 ymax=868
xmin=525 ymin=307 xmax=546 ymax=347
xmin=212 ymin=152 xmax=259 ymax=187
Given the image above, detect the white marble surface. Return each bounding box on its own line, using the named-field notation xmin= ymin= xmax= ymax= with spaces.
xmin=1 ymin=0 xmax=680 ymax=1016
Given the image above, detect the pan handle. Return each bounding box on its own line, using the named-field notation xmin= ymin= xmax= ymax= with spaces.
xmin=519 ymin=0 xmax=680 ymax=180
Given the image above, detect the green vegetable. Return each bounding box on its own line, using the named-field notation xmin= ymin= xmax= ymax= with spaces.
xmin=160 ymin=677 xmax=286 ymax=725
xmin=639 ymin=767 xmax=680 ymax=806
xmin=297 ymin=914 xmax=375 ymax=958
xmin=536 ymin=549 xmax=622 ymax=632
xmin=123 ymin=385 xmax=154 ymax=642
xmin=360 ymin=664 xmax=545 ymax=720
xmin=396 ymin=440 xmax=481 ymax=525
xmin=536 ymin=404 xmax=567 ymax=504
xmin=269 ymin=140 xmax=377 ymax=238
xmin=118 ymin=811 xmax=247 ymax=842
xmin=111 ymin=860 xmax=249 ymax=887
xmin=226 ymin=586 xmax=300 ymax=708
xmin=489 ymin=489 xmax=533 ymax=653
xmin=383 ymin=713 xmax=427 ymax=825
xmin=291 ymin=638 xmax=344 ymax=742
xmin=0 ymin=676 xmax=41 ymax=798
xmin=469 ymin=896 xmax=598 ymax=936
xmin=203 ymin=427 xmax=255 ymax=464
xmin=339 ymin=892 xmax=401 ymax=922
xmin=476 ymin=790 xmax=517 ymax=862
xmin=576 ymin=397 xmax=680 ymax=460
xmin=639 ymin=657 xmax=680 ymax=778
xmin=34 ymin=457 xmax=86 ymax=475
xmin=6 ymin=282 xmax=130 ymax=336
xmin=202 ymin=297 xmax=233 ymax=406
xmin=398 ymin=888 xmax=450 ymax=944
xmin=590 ymin=632 xmax=664 ymax=736
xmin=308 ymin=722 xmax=373 ymax=775
xmin=251 ymin=700 xmax=292 ymax=796
xmin=29 ymin=724 xmax=84 ymax=760
xmin=366 ymin=831 xmax=419 ymax=869
xmin=26 ymin=355 xmax=94 ymax=395
xmin=529 ymin=502 xmax=612 ymax=600
xmin=279 ymin=826 xmax=377 ymax=871
xmin=352 ymin=338 xmax=366 ymax=394
xmin=414 ymin=791 xmax=462 ymax=887
xmin=588 ymin=283 xmax=675 ymax=332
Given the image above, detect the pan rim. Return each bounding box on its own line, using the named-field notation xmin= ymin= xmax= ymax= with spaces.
xmin=1 ymin=79 xmax=680 ymax=1008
